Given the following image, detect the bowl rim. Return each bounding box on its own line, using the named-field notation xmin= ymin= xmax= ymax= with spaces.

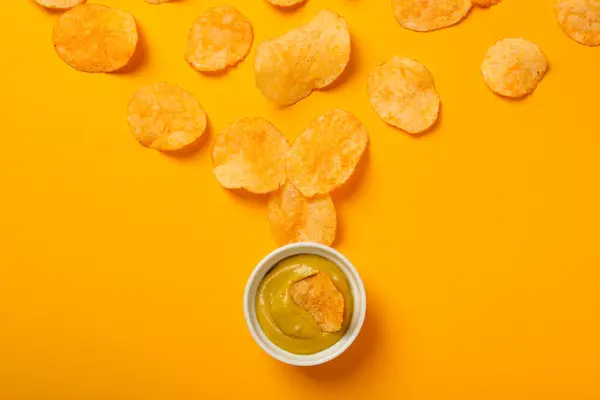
xmin=243 ymin=242 xmax=367 ymax=367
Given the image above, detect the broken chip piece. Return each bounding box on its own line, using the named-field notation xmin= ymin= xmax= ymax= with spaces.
xmin=392 ymin=0 xmax=472 ymax=32
xmin=212 ymin=117 xmax=289 ymax=194
xmin=52 ymin=4 xmax=138 ymax=73
xmin=481 ymin=38 xmax=548 ymax=98
xmin=265 ymin=0 xmax=307 ymax=7
xmin=472 ymin=0 xmax=502 ymax=6
xmin=286 ymin=109 xmax=368 ymax=198
xmin=268 ymin=183 xmax=337 ymax=246
xmin=128 ymin=82 xmax=207 ymax=152
xmin=554 ymin=0 xmax=600 ymax=46
xmin=254 ymin=10 xmax=350 ymax=105
xmin=33 ymin=0 xmax=85 ymax=9
xmin=186 ymin=5 xmax=254 ymax=72
xmin=290 ymin=272 xmax=345 ymax=333
xmin=368 ymin=55 xmax=440 ymax=134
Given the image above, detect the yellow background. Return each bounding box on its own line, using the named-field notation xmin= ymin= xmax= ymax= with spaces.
xmin=2 ymin=0 xmax=600 ymax=398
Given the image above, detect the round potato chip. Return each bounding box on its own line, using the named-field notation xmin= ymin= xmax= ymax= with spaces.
xmin=33 ymin=0 xmax=85 ymax=9
xmin=472 ymin=0 xmax=502 ymax=6
xmin=254 ymin=10 xmax=350 ymax=105
xmin=392 ymin=0 xmax=472 ymax=32
xmin=212 ymin=117 xmax=289 ymax=194
xmin=268 ymin=183 xmax=336 ymax=246
xmin=368 ymin=56 xmax=440 ymax=134
xmin=185 ymin=5 xmax=254 ymax=72
xmin=52 ymin=4 xmax=138 ymax=73
xmin=554 ymin=0 xmax=600 ymax=46
xmin=128 ymin=83 xmax=207 ymax=152
xmin=286 ymin=110 xmax=368 ymax=198
xmin=266 ymin=0 xmax=307 ymax=7
xmin=481 ymin=38 xmax=548 ymax=98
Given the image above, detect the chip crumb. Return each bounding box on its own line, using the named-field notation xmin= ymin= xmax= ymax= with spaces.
xmin=52 ymin=4 xmax=138 ymax=73
xmin=212 ymin=117 xmax=289 ymax=194
xmin=392 ymin=0 xmax=472 ymax=32
xmin=481 ymin=38 xmax=548 ymax=98
xmin=368 ymin=55 xmax=440 ymax=134
xmin=268 ymin=183 xmax=337 ymax=246
xmin=254 ymin=10 xmax=350 ymax=105
xmin=290 ymin=272 xmax=344 ymax=333
xmin=554 ymin=0 xmax=600 ymax=46
xmin=128 ymin=82 xmax=207 ymax=152
xmin=286 ymin=109 xmax=368 ymax=197
xmin=33 ymin=0 xmax=85 ymax=9
xmin=186 ymin=5 xmax=254 ymax=72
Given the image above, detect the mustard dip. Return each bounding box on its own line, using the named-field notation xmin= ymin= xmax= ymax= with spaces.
xmin=255 ymin=254 xmax=353 ymax=355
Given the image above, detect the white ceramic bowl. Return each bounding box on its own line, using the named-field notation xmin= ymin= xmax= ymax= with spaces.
xmin=244 ymin=243 xmax=366 ymax=366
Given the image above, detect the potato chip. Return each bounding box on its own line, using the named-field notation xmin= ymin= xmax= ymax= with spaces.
xmin=368 ymin=56 xmax=440 ymax=134
xmin=265 ymin=0 xmax=307 ymax=7
xmin=481 ymin=38 xmax=548 ymax=98
xmin=52 ymin=4 xmax=138 ymax=73
xmin=33 ymin=0 xmax=85 ymax=10
xmin=185 ymin=5 xmax=254 ymax=72
xmin=472 ymin=0 xmax=502 ymax=6
xmin=554 ymin=0 xmax=600 ymax=46
xmin=286 ymin=109 xmax=368 ymax=197
xmin=290 ymin=272 xmax=344 ymax=333
xmin=212 ymin=117 xmax=289 ymax=194
xmin=268 ymin=183 xmax=336 ymax=246
xmin=392 ymin=0 xmax=472 ymax=32
xmin=128 ymin=83 xmax=207 ymax=152
xmin=254 ymin=10 xmax=350 ymax=105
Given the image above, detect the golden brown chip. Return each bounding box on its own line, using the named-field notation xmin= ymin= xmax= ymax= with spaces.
xmin=368 ymin=56 xmax=440 ymax=134
xmin=265 ymin=0 xmax=307 ymax=7
xmin=481 ymin=38 xmax=548 ymax=98
xmin=52 ymin=4 xmax=137 ymax=73
xmin=554 ymin=0 xmax=600 ymax=46
xmin=286 ymin=109 xmax=368 ymax=197
xmin=128 ymin=83 xmax=207 ymax=152
xmin=392 ymin=0 xmax=472 ymax=32
xmin=290 ymin=272 xmax=344 ymax=332
xmin=185 ymin=5 xmax=254 ymax=72
xmin=472 ymin=0 xmax=502 ymax=6
xmin=212 ymin=117 xmax=289 ymax=194
xmin=33 ymin=0 xmax=85 ymax=9
xmin=254 ymin=10 xmax=350 ymax=105
xmin=268 ymin=183 xmax=336 ymax=246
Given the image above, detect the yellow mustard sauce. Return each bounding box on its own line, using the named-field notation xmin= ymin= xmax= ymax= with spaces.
xmin=255 ymin=254 xmax=353 ymax=355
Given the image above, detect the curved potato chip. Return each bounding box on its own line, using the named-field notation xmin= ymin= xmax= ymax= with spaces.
xmin=52 ymin=4 xmax=137 ymax=73
xmin=481 ymin=38 xmax=548 ymax=98
xmin=268 ymin=183 xmax=336 ymax=246
xmin=33 ymin=0 xmax=85 ymax=9
xmin=472 ymin=0 xmax=502 ymax=6
xmin=254 ymin=10 xmax=350 ymax=105
xmin=368 ymin=56 xmax=440 ymax=134
xmin=554 ymin=0 xmax=600 ymax=46
xmin=392 ymin=0 xmax=472 ymax=32
xmin=212 ymin=117 xmax=289 ymax=194
xmin=185 ymin=5 xmax=253 ymax=72
xmin=290 ymin=272 xmax=344 ymax=333
xmin=128 ymin=83 xmax=207 ymax=152
xmin=286 ymin=109 xmax=368 ymax=197
xmin=266 ymin=0 xmax=307 ymax=7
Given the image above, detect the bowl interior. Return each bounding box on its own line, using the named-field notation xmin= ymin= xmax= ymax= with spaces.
xmin=244 ymin=243 xmax=366 ymax=366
